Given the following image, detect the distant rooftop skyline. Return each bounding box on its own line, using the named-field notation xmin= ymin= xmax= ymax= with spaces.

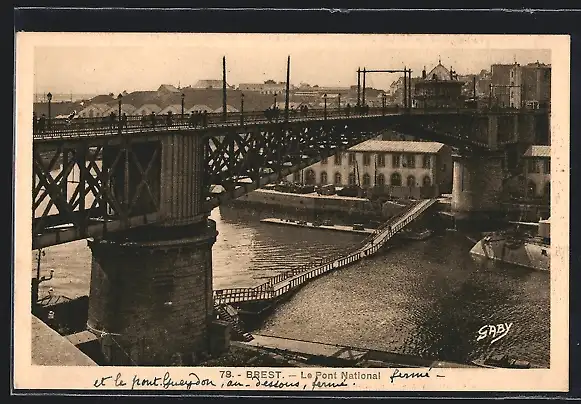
xmin=30 ymin=33 xmax=551 ymax=95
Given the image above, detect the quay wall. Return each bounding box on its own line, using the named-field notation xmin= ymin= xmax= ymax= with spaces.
xmin=232 ymin=189 xmax=380 ymax=216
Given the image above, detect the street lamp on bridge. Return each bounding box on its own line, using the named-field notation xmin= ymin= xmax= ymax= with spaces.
xmin=117 ymin=93 xmax=123 ymax=134
xmin=273 ymin=92 xmax=278 ymax=109
xmin=382 ymin=93 xmax=387 ymax=115
xmin=47 ymin=92 xmax=52 ymax=129
xmin=240 ymin=93 xmax=245 ymax=126
xmin=323 ymin=93 xmax=327 ymax=119
xmin=181 ymin=93 xmax=185 ymax=118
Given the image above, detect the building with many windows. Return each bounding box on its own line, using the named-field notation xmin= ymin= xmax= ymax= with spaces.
xmin=413 ymin=62 xmax=465 ymax=109
xmin=288 ymin=140 xmax=453 ymax=197
xmin=491 ymin=62 xmax=551 ymax=108
xmin=523 ymin=145 xmax=550 ymax=201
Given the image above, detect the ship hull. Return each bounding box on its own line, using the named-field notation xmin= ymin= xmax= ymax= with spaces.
xmin=470 ymin=237 xmax=550 ymax=271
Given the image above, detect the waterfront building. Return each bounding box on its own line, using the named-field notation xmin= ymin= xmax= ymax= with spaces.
xmin=387 ymin=76 xmax=421 ymax=106
xmin=77 ymin=103 xmax=111 ymax=118
xmin=157 ymin=84 xmax=181 ymax=95
xmin=103 ymin=103 xmax=137 ymax=116
xmin=192 ymin=80 xmax=230 ymax=90
xmin=238 ymin=81 xmax=286 ymax=95
xmin=413 ymin=62 xmax=465 ymax=109
xmin=491 ymin=62 xmax=551 ymax=108
xmin=523 ymin=145 xmax=550 ymax=201
xmin=212 ymin=105 xmax=239 ymax=113
xmin=288 ymin=140 xmax=453 ymax=197
xmin=133 ymin=103 xmax=162 ymax=115
xmin=185 ymin=104 xmax=211 ymax=113
xmin=159 ymin=104 xmax=183 ymax=115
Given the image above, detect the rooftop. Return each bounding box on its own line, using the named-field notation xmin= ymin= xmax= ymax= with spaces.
xmin=524 ymin=145 xmax=551 ymax=158
xmin=348 ymin=140 xmax=446 ymax=154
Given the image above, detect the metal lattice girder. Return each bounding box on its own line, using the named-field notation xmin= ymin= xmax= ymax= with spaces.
xmin=32 ymin=138 xmax=161 ymax=250
xmin=202 ymin=119 xmax=381 ymax=210
xmin=31 ymin=108 xmax=546 ymax=248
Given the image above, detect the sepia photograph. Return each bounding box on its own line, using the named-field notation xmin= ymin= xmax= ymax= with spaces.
xmin=14 ymin=32 xmax=569 ymax=392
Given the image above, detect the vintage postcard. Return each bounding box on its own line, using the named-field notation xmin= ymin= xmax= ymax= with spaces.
xmin=13 ymin=32 xmax=569 ymax=392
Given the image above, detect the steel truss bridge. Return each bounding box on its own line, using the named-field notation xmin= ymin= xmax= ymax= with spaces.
xmin=32 ymin=105 xmax=545 ymax=249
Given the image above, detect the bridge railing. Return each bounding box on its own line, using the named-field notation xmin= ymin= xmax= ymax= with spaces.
xmin=32 ymin=104 xmax=547 ymax=140
xmin=31 ymin=106 xmax=406 ymax=139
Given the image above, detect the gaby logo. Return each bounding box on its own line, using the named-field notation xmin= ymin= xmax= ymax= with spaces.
xmin=477 ymin=323 xmax=513 ymax=344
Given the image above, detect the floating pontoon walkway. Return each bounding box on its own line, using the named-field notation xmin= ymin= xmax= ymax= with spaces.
xmin=214 ymin=198 xmax=437 ymax=305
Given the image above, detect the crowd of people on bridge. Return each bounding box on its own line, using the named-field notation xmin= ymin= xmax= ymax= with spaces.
xmin=32 ymin=102 xmax=379 ymax=135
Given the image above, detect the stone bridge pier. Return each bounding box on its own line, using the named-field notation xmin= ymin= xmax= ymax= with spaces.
xmin=86 ymin=133 xmax=220 ymax=366
xmin=451 ymin=152 xmax=505 ymax=214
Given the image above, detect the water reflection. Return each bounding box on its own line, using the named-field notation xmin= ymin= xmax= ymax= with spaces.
xmin=31 ymin=202 xmax=549 ymax=366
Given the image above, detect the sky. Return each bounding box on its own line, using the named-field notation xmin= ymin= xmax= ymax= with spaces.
xmin=32 ymin=34 xmax=551 ymax=95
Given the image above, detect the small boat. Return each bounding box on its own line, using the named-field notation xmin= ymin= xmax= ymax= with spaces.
xmin=398 ymin=229 xmax=433 ymax=241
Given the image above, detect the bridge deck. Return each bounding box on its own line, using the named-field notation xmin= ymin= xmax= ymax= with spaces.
xmin=213 ymin=198 xmax=437 ymax=305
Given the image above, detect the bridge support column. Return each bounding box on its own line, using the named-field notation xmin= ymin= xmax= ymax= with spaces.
xmin=87 ymin=220 xmax=217 ymax=366
xmin=487 ymin=115 xmax=498 ymax=149
xmin=451 ymin=153 xmax=504 ymax=214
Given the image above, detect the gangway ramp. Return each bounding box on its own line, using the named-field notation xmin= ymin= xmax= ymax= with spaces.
xmin=213 ymin=198 xmax=438 ymax=306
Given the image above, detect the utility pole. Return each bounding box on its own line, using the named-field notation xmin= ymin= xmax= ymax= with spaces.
xmin=285 ymin=55 xmax=290 ymax=121
xmin=357 ymin=67 xmax=361 ymax=107
xmin=222 ymin=56 xmax=227 ymax=120
xmin=362 ymin=67 xmax=366 ymax=106
xmin=403 ymin=68 xmax=407 ymax=109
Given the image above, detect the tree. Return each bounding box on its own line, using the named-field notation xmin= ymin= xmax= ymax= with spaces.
xmin=264 ymin=79 xmax=276 ymax=84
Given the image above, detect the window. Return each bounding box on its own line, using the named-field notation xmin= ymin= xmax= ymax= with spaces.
xmin=377 ymin=154 xmax=386 ymax=167
xmin=334 ymin=172 xmax=342 ymax=185
xmin=293 ymin=171 xmax=301 ymax=182
xmin=392 ymin=154 xmax=401 ymax=168
xmin=527 ymin=180 xmax=537 ymax=197
xmin=405 ymin=154 xmax=416 ymax=168
xmin=362 ymin=173 xmax=371 ymax=187
xmin=543 ymin=159 xmax=550 ymax=174
xmin=422 ymin=155 xmax=431 ymax=169
xmin=528 ymin=159 xmax=539 ymax=173
xmin=334 ymin=154 xmax=342 ymax=166
xmin=407 ymin=175 xmax=416 ymax=187
xmin=377 ymin=173 xmax=386 ymax=186
xmin=423 ymin=175 xmax=432 ymax=186
xmin=390 ymin=172 xmax=402 ymax=186
xmin=348 ymin=153 xmax=356 ymax=166
xmin=305 ymin=169 xmax=316 ymax=185
xmin=321 ymin=157 xmax=328 ymax=165
xmin=348 ymin=173 xmax=356 ymax=186
xmin=363 ymin=153 xmax=371 ymax=166
xmin=320 ymin=171 xmax=328 ymax=184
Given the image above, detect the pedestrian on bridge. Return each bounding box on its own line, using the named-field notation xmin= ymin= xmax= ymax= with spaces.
xmin=38 ymin=114 xmax=46 ymax=134
xmin=166 ymin=111 xmax=173 ymax=127
xmin=109 ymin=112 xmax=116 ymax=131
xmin=345 ymin=103 xmax=351 ymax=117
xmin=121 ymin=113 xmax=128 ymax=130
xmin=150 ymin=112 xmax=156 ymax=128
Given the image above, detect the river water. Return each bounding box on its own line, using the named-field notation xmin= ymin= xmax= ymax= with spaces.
xmin=32 ymin=203 xmax=550 ymax=367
